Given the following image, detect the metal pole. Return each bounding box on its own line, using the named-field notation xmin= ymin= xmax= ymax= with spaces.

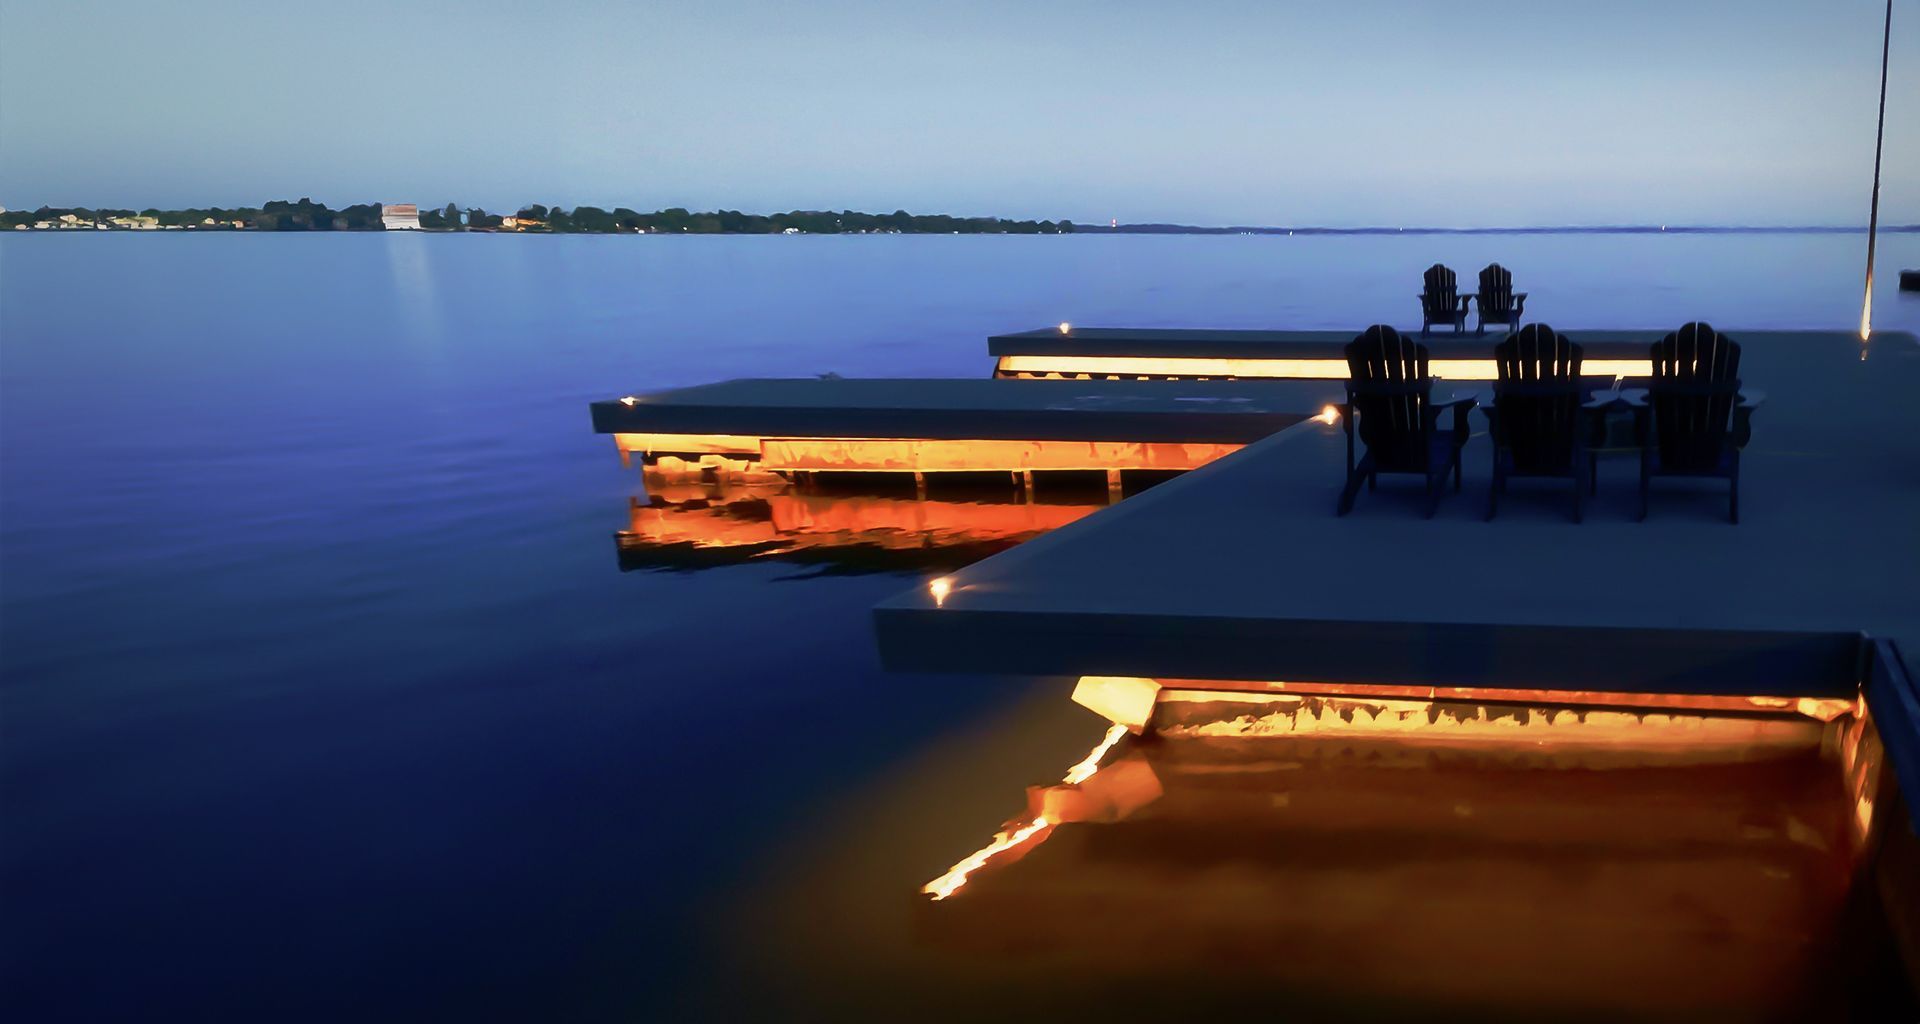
xmin=1861 ymin=0 xmax=1893 ymax=341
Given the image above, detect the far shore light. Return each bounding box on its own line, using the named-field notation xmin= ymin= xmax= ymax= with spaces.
xmin=1318 ymin=405 xmax=1339 ymax=425
xmin=1058 ymin=322 xmax=1071 ymax=334
xmin=930 ymin=576 xmax=952 ymax=606
xmin=619 ymin=396 xmax=637 ymax=407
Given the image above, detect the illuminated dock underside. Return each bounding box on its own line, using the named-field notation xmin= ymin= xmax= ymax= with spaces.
xmin=990 ymin=326 xmax=1660 ymax=380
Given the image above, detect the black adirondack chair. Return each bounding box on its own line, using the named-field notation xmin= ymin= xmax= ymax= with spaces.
xmin=1419 ymin=264 xmax=1472 ymax=335
xmin=1485 ymin=324 xmax=1606 ymax=522
xmin=1626 ymin=323 xmax=1764 ymax=523
xmin=1336 ymin=325 xmax=1476 ymax=517
xmin=1475 ymin=263 xmax=1528 ymax=335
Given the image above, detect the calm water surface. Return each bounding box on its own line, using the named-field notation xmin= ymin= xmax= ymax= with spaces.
xmin=3 ymin=232 xmax=1917 ymax=1020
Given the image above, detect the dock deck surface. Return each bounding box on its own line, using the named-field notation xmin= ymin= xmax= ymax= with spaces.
xmin=877 ymin=330 xmax=1920 ymax=697
xmin=590 ymin=377 xmax=1335 ymax=444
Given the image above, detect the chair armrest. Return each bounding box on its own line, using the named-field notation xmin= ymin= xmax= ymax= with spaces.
xmin=1733 ymin=391 xmax=1763 ymax=447
xmin=1512 ymin=294 xmax=1527 ymax=313
xmin=1431 ymin=393 xmax=1478 ymax=410
xmin=1581 ymin=391 xmax=1623 ymax=411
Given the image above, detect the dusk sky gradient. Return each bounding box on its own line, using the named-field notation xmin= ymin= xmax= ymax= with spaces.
xmin=2 ymin=0 xmax=1914 ymax=226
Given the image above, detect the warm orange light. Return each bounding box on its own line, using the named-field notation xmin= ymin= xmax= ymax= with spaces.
xmin=995 ymin=354 xmax=1651 ymax=381
xmin=921 ymin=723 xmax=1133 ymax=900
xmin=619 ymin=396 xmax=637 ymax=407
xmin=1317 ymin=405 xmax=1339 ymax=425
xmin=929 ymin=576 xmax=952 ymax=606
xmin=1062 ymin=724 xmax=1129 ymax=784
xmin=1058 ymin=321 xmax=1072 ymax=334
xmin=921 ymin=816 xmax=1053 ymax=901
xmin=1860 ymin=287 xmax=1872 ymax=341
xmin=617 ymin=433 xmax=1244 ymax=475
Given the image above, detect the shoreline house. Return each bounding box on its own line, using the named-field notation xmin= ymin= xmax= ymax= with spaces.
xmin=381 ymin=203 xmax=422 ymax=231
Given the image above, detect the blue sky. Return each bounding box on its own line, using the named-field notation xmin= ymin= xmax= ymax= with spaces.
xmin=1 ymin=0 xmax=1914 ymax=226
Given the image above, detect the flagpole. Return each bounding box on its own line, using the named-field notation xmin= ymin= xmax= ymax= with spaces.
xmin=1861 ymin=0 xmax=1893 ymax=341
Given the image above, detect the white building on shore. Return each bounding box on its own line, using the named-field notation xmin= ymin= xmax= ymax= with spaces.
xmin=381 ymin=203 xmax=421 ymax=230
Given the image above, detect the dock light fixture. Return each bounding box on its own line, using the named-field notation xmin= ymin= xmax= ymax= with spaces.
xmin=1058 ymin=322 xmax=1071 ymax=334
xmin=1317 ymin=405 xmax=1339 ymax=425
xmin=619 ymin=396 xmax=637 ymax=407
xmin=930 ymin=576 xmax=953 ymax=606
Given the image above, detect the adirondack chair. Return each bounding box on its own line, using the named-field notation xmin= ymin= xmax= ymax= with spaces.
xmin=1336 ymin=325 xmax=1476 ymax=517
xmin=1419 ymin=264 xmax=1472 ymax=335
xmin=1625 ymin=323 xmax=1764 ymax=523
xmin=1475 ymin=263 xmax=1528 ymax=335
xmin=1485 ymin=324 xmax=1608 ymax=522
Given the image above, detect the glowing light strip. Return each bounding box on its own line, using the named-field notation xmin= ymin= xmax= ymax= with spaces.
xmin=921 ymin=817 xmax=1053 ymax=901
xmin=996 ymin=355 xmax=1652 ymax=381
xmin=1062 ymin=724 xmax=1129 ymax=784
xmin=920 ymin=724 xmax=1130 ymax=901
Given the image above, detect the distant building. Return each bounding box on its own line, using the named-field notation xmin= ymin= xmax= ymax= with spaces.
xmin=381 ymin=203 xmax=421 ymax=231
xmin=500 ymin=216 xmax=546 ymax=231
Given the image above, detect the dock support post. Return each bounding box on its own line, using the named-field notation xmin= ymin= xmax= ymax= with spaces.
xmin=1021 ymin=470 xmax=1035 ymax=502
xmin=914 ymin=471 xmax=928 ymax=500
xmin=1106 ymin=469 xmax=1123 ymax=502
xmin=618 ymin=447 xmax=632 ymax=469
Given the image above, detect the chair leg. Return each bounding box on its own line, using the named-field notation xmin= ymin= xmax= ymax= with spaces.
xmin=1453 ymin=454 xmax=1462 ymax=492
xmin=1337 ymin=468 xmax=1364 ymax=516
xmin=1638 ymin=455 xmax=1651 ymax=522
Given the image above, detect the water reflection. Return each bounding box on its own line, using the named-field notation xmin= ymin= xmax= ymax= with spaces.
xmin=901 ymin=691 xmax=1908 ymax=1020
xmin=615 ymin=475 xmax=1112 ymax=574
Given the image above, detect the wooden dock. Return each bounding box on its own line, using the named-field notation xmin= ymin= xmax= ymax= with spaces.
xmin=990 ymin=326 xmax=1659 ymax=380
xmin=590 ymin=377 xmax=1337 ymax=481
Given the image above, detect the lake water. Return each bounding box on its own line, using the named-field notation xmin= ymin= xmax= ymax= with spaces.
xmin=3 ymin=232 xmax=1917 ymax=1020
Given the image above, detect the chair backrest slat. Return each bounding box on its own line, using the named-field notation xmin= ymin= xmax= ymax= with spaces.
xmin=1420 ymin=264 xmax=1457 ymax=320
xmin=1648 ymin=322 xmax=1741 ymax=472
xmin=1494 ymin=324 xmax=1583 ymax=474
xmin=1346 ymin=325 xmax=1434 ymax=472
xmin=1478 ymin=263 xmax=1516 ymax=318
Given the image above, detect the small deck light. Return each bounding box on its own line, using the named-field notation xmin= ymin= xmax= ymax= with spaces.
xmin=619 ymin=396 xmax=637 ymax=407
xmin=1317 ymin=405 xmax=1339 ymax=425
xmin=930 ymin=576 xmax=952 ymax=606
xmin=1058 ymin=322 xmax=1071 ymax=334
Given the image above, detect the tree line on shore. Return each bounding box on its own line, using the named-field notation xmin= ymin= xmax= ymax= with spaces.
xmin=3 ymin=199 xmax=1074 ymax=234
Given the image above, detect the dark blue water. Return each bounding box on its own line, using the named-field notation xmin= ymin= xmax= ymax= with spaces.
xmin=3 ymin=232 xmax=1917 ymax=1020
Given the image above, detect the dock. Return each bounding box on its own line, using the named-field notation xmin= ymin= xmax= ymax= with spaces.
xmin=875 ymin=329 xmax=1920 ymax=798
xmin=589 ymin=377 xmax=1335 ymax=481
xmin=990 ymin=326 xmax=1659 ymax=380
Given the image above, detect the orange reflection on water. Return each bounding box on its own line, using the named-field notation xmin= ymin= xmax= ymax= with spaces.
xmin=617 ymin=482 xmax=1103 ymax=572
xmin=921 ymin=724 xmax=1131 ymax=901
xmin=916 ymin=692 xmax=1904 ymax=1018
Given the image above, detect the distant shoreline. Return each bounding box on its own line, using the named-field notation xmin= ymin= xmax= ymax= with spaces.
xmin=4 ymin=199 xmax=1913 ymax=237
